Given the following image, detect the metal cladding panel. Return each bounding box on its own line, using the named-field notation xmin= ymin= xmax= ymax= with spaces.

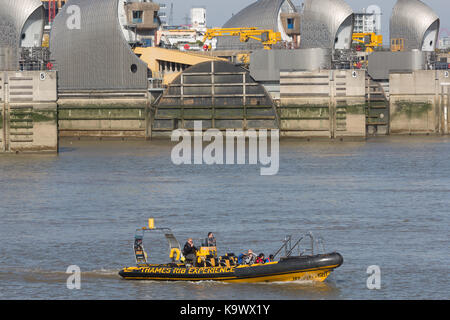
xmin=250 ymin=48 xmax=332 ymax=82
xmin=0 ymin=0 xmax=43 ymax=37
xmin=390 ymin=0 xmax=439 ymax=51
xmin=367 ymin=51 xmax=426 ymax=80
xmin=0 ymin=0 xmax=43 ymax=70
xmin=0 ymin=16 xmax=19 ymax=71
xmin=216 ymin=0 xmax=287 ymax=50
xmin=50 ymin=0 xmax=148 ymax=91
xmin=300 ymin=0 xmax=354 ymax=50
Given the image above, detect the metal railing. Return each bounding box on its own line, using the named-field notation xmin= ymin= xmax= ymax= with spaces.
xmin=148 ymin=77 xmax=164 ymax=89
xmin=215 ymin=41 xmax=298 ymax=51
xmin=19 ymin=47 xmax=55 ymax=71
xmin=272 ymin=232 xmax=326 ymax=259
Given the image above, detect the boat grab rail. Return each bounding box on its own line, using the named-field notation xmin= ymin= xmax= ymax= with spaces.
xmin=134 ymin=227 xmax=183 ymax=265
xmin=272 ymin=232 xmax=327 ymax=259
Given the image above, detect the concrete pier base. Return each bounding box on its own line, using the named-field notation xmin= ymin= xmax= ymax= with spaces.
xmin=389 ymin=70 xmax=450 ymax=135
xmin=57 ymin=91 xmax=151 ymax=139
xmin=1 ymin=71 xmax=58 ymax=153
xmin=279 ymin=70 xmax=366 ymax=139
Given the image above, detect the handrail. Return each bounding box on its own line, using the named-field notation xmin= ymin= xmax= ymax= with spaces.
xmin=272 ymin=232 xmax=325 ymax=259
xmin=272 ymin=235 xmax=291 ymax=259
xmin=134 ymin=226 xmax=182 ymax=265
xmin=285 ymin=236 xmax=303 ymax=257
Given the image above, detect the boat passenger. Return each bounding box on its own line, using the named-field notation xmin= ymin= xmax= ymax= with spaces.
xmin=182 ymin=238 xmax=198 ymax=263
xmin=206 ymin=232 xmax=216 ymax=247
xmin=237 ymin=249 xmax=256 ymax=265
xmin=255 ymin=253 xmax=265 ymax=264
xmin=244 ymin=249 xmax=257 ymax=265
xmin=237 ymin=252 xmax=246 ymax=264
xmin=134 ymin=238 xmax=143 ymax=250
xmin=265 ymin=254 xmax=274 ymax=263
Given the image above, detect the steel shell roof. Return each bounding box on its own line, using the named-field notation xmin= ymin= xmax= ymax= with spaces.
xmin=50 ymin=0 xmax=148 ymax=91
xmin=390 ymin=0 xmax=439 ymax=51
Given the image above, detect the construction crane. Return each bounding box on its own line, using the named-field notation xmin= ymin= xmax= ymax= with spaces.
xmin=352 ymin=32 xmax=383 ymax=53
xmin=202 ymin=28 xmax=282 ymax=50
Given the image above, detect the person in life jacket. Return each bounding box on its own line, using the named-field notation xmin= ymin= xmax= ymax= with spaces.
xmin=255 ymin=253 xmax=266 ymax=264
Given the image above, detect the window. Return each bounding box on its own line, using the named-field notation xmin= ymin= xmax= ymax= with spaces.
xmin=132 ymin=11 xmax=143 ymax=23
xmin=287 ymin=18 xmax=294 ymax=30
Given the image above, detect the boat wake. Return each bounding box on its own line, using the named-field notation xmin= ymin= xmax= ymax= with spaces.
xmin=0 ymin=267 xmax=121 ymax=282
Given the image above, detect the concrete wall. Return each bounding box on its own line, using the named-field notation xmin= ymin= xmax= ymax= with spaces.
xmin=57 ymin=92 xmax=151 ymax=138
xmin=279 ymin=69 xmax=366 ymax=138
xmin=389 ymin=70 xmax=450 ymax=134
xmin=1 ymin=71 xmax=58 ymax=153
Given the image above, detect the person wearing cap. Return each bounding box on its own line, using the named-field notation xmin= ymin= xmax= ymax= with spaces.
xmin=244 ymin=249 xmax=257 ymax=265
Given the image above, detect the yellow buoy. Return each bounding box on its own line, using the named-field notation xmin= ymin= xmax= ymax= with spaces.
xmin=148 ymin=218 xmax=155 ymax=230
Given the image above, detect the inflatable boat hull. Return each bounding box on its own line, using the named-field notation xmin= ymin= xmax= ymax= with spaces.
xmin=119 ymin=252 xmax=343 ymax=283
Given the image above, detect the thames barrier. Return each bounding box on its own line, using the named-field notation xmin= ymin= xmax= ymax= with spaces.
xmin=1 ymin=0 xmax=450 ymax=152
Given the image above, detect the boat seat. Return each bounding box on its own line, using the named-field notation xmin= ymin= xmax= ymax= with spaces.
xmin=205 ymin=257 xmax=217 ymax=267
xmin=220 ymin=259 xmax=231 ymax=268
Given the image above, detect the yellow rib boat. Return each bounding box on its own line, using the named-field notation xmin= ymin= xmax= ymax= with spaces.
xmin=119 ymin=219 xmax=343 ymax=283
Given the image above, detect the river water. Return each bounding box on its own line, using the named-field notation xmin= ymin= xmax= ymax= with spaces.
xmin=0 ymin=136 xmax=449 ymax=300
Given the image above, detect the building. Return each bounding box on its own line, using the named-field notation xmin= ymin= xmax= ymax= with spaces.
xmin=390 ymin=0 xmax=439 ymax=52
xmin=158 ymin=2 xmax=167 ymax=25
xmin=190 ymin=7 xmax=207 ymax=32
xmin=353 ymin=5 xmax=382 ymax=35
xmin=134 ymin=46 xmax=226 ymax=85
xmin=120 ymin=0 xmax=161 ymax=46
xmin=439 ymin=36 xmax=450 ymax=51
xmin=216 ymin=0 xmax=300 ymax=50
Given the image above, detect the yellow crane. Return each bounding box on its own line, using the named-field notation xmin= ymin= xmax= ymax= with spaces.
xmin=352 ymin=32 xmax=383 ymax=53
xmin=202 ymin=28 xmax=282 ymax=50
